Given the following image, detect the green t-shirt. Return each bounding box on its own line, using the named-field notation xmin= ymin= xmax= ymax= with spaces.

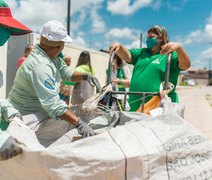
xmin=128 ymin=48 xmax=181 ymax=111
xmin=106 ymin=67 xmax=126 ymax=91
xmin=117 ymin=68 xmax=126 ymax=91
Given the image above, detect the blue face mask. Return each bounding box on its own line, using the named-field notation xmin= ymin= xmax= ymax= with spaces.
xmin=0 ymin=26 xmax=11 ymax=46
xmin=146 ymin=37 xmax=158 ymax=49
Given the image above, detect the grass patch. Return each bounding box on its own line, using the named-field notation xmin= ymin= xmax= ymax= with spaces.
xmin=179 ymin=82 xmax=188 ymax=86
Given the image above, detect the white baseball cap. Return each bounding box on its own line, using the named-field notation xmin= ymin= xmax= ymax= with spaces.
xmin=40 ymin=20 xmax=73 ymax=43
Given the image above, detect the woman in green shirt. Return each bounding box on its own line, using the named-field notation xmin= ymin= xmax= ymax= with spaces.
xmin=109 ymin=25 xmax=191 ymax=111
xmin=71 ymin=51 xmax=96 ymax=105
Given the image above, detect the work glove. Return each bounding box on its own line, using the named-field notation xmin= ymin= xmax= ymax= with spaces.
xmin=75 ymin=118 xmax=95 ymax=138
xmin=14 ymin=113 xmax=23 ymax=120
xmin=83 ymin=74 xmax=101 ymax=93
xmin=0 ymin=135 xmax=22 ymax=160
xmin=8 ymin=113 xmax=23 ymax=122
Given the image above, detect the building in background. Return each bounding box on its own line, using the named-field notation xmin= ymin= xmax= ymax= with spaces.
xmin=178 ymin=68 xmax=210 ymax=86
xmin=0 ymin=33 xmax=112 ymax=98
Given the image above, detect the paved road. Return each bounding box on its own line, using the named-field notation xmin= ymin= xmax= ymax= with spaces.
xmin=177 ymin=85 xmax=212 ymax=140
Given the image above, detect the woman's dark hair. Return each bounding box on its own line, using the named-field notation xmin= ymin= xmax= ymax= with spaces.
xmin=147 ymin=25 xmax=169 ymax=45
xmin=114 ymin=54 xmax=123 ymax=67
xmin=76 ymin=50 xmax=93 ymax=73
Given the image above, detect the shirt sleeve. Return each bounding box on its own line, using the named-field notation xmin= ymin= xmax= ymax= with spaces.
xmin=171 ymin=51 xmax=181 ymax=72
xmin=30 ymin=64 xmax=68 ymax=120
xmin=0 ymin=98 xmax=19 ymax=122
xmin=128 ymin=48 xmax=143 ymax=65
xmin=53 ymin=56 xmax=73 ymax=82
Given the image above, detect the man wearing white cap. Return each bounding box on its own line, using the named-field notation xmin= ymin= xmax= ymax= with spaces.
xmin=8 ymin=20 xmax=100 ymax=140
xmin=0 ymin=0 xmax=32 ymax=160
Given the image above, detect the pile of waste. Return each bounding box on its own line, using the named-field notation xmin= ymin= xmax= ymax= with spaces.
xmin=0 ymin=110 xmax=212 ymax=180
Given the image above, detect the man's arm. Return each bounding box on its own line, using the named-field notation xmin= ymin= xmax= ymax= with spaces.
xmin=71 ymin=72 xmax=101 ymax=93
xmin=71 ymin=71 xmax=85 ymax=82
xmin=59 ymin=109 xmax=78 ymax=126
xmin=0 ymin=98 xmax=21 ymax=122
xmin=56 ymin=56 xmax=101 ymax=92
xmin=59 ymin=110 xmax=95 ymax=138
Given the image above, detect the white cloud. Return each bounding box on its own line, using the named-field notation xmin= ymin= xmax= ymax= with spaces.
xmin=201 ymin=47 xmax=212 ymax=59
xmin=6 ymin=0 xmax=106 ymax=35
xmin=125 ymin=39 xmax=141 ymax=49
xmin=77 ymin=31 xmax=85 ymax=37
xmin=90 ymin=6 xmax=106 ymax=33
xmin=203 ymin=24 xmax=212 ymax=43
xmin=107 ymin=0 xmax=153 ymax=15
xmin=71 ymin=0 xmax=103 ymax=13
xmin=166 ymin=0 xmax=188 ymax=11
xmin=176 ymin=10 xmax=212 ymax=46
xmin=106 ymin=0 xmax=190 ymax=16
xmin=105 ymin=27 xmax=141 ymax=41
xmin=104 ymin=27 xmax=144 ymax=50
xmin=193 ymin=47 xmax=212 ymax=68
xmin=7 ymin=0 xmax=68 ymax=32
xmin=72 ymin=36 xmax=86 ymax=47
xmin=206 ymin=12 xmax=212 ymax=24
xmin=71 ymin=0 xmax=105 ymax=33
xmin=93 ymin=41 xmax=105 ymax=50
xmin=177 ymin=30 xmax=202 ymax=46
xmin=70 ymin=11 xmax=87 ymax=32
xmin=152 ymin=0 xmax=161 ymax=10
xmin=172 ymin=11 xmax=212 ymax=68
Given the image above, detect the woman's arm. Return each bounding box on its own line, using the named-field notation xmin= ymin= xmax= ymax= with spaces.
xmin=111 ymin=79 xmax=130 ymax=86
xmin=109 ymin=42 xmax=132 ymax=63
xmin=176 ymin=46 xmax=191 ymax=70
xmin=160 ymin=42 xmax=191 ymax=70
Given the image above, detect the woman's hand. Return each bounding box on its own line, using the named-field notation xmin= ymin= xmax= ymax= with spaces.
xmin=160 ymin=42 xmax=181 ymax=55
xmin=109 ymin=42 xmax=132 ymax=62
xmin=112 ymin=79 xmax=130 ymax=86
xmin=109 ymin=42 xmax=121 ymax=54
xmin=160 ymin=42 xmax=191 ymax=70
xmin=111 ymin=78 xmax=120 ymax=83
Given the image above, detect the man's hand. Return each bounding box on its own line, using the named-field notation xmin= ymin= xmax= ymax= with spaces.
xmin=0 ymin=136 xmax=22 ymax=160
xmin=83 ymin=74 xmax=101 ymax=93
xmin=75 ymin=118 xmax=95 ymax=138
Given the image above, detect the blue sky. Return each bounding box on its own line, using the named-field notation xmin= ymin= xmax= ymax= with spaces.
xmin=7 ymin=0 xmax=212 ymax=69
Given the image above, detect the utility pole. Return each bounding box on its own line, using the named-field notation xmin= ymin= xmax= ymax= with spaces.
xmin=67 ymin=0 xmax=71 ymax=35
xmin=140 ymin=33 xmax=142 ymax=48
xmin=208 ymin=59 xmax=212 ymax=85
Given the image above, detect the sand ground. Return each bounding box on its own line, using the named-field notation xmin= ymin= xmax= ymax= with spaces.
xmin=177 ymin=84 xmax=212 ymax=140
